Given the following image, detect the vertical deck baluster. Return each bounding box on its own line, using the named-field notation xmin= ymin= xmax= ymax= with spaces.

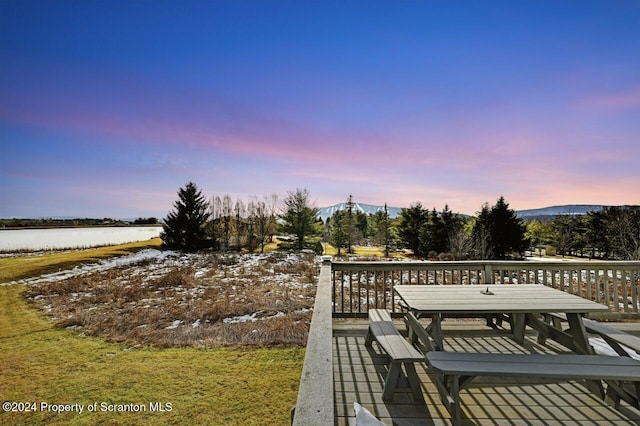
xmin=366 ymin=270 xmax=370 ymax=311
xmin=611 ymin=270 xmax=616 ymax=312
xmin=621 ymin=270 xmax=633 ymax=312
xmin=341 ymin=271 xmax=346 ymax=313
xmin=348 ymin=270 xmax=353 ymax=313
xmin=391 ymin=270 xmax=396 ymax=311
xmin=603 ymin=270 xmax=618 ymax=309
xmin=332 ymin=269 xmax=337 ymax=311
xmin=383 ymin=270 xmax=387 ymax=309
xmin=594 ymin=269 xmax=609 ymax=303
xmin=373 ymin=271 xmax=380 ymax=309
xmin=631 ymin=269 xmax=639 ymax=314
xmin=569 ymin=269 xmax=576 ymax=294
xmin=357 ymin=271 xmax=362 ymax=313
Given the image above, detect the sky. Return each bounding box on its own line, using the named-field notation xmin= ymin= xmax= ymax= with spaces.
xmin=1 ymin=0 xmax=639 ymax=219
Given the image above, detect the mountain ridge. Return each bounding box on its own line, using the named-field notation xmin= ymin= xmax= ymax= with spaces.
xmin=317 ymin=203 xmax=634 ymax=221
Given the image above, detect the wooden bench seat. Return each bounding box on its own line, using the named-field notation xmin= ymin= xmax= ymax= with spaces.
xmin=427 ymin=351 xmax=640 ymax=426
xmin=364 ymin=309 xmax=424 ymax=400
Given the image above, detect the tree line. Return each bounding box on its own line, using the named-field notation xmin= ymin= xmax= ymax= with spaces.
xmin=161 ymin=182 xmax=639 ymax=260
xmin=526 ymin=206 xmax=640 ymax=260
xmin=326 ymin=195 xmax=527 ymax=260
xmin=0 ymin=217 xmax=159 ymax=228
xmin=161 ymin=183 xmax=322 ymax=253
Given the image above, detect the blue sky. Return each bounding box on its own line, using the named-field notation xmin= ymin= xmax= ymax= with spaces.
xmin=1 ymin=0 xmax=639 ymax=218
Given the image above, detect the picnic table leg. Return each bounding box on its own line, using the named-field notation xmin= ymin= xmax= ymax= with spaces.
xmin=511 ymin=313 xmax=526 ymax=344
xmin=382 ymin=362 xmax=402 ymax=401
xmin=565 ymin=313 xmax=593 ymax=355
xmin=404 ymin=363 xmax=423 ymax=400
xmin=450 ymin=375 xmax=462 ymax=426
xmin=566 ymin=313 xmax=605 ymax=398
xmin=429 ymin=313 xmax=445 ymax=351
xmin=434 ymin=374 xmax=462 ymax=426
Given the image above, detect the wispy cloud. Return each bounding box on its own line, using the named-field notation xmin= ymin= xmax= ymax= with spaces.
xmin=577 ymin=85 xmax=640 ymax=112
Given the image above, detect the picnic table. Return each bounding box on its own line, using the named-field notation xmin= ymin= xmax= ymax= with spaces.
xmin=393 ymin=284 xmax=638 ymax=424
xmin=393 ymin=284 xmax=610 ymax=354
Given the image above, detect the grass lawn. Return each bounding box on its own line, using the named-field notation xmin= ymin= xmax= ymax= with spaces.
xmin=322 ymin=242 xmax=407 ymax=258
xmin=0 ymin=240 xmax=304 ymax=425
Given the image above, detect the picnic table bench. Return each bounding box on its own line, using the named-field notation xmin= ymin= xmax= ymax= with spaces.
xmin=364 ymin=309 xmax=423 ymax=400
xmin=426 ymin=351 xmax=640 ymax=426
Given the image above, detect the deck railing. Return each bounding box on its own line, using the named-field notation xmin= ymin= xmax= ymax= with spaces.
xmin=291 ymin=259 xmax=334 ymax=426
xmin=332 ymin=260 xmax=640 ymax=318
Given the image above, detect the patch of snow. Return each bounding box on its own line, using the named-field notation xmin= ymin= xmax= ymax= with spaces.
xmin=223 ymin=313 xmax=257 ymax=324
xmin=165 ymin=320 xmax=182 ymax=330
xmin=222 ymin=310 xmax=287 ymax=324
xmin=590 ymin=337 xmax=640 ymax=360
xmin=7 ymin=249 xmax=177 ymax=286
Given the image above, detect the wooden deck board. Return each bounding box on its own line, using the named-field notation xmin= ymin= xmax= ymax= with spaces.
xmin=333 ymin=319 xmax=640 ymax=425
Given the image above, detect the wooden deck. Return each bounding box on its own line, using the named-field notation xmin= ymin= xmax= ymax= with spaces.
xmin=333 ymin=319 xmax=640 ymax=426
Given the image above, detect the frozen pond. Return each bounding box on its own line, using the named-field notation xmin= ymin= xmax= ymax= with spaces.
xmin=0 ymin=226 xmax=162 ymax=251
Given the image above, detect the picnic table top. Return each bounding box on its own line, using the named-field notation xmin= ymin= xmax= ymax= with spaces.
xmin=394 ymin=284 xmax=610 ymax=315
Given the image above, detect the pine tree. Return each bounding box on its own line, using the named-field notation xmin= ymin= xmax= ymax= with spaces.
xmin=280 ymin=188 xmax=320 ymax=250
xmin=472 ymin=197 xmax=527 ymax=259
xmin=490 ymin=196 xmax=527 ymax=258
xmin=345 ymin=195 xmax=355 ymax=253
xmin=161 ymin=182 xmax=212 ymax=252
xmin=330 ymin=210 xmax=348 ymax=255
xmin=372 ymin=203 xmax=394 ymax=257
xmin=397 ymin=202 xmax=427 ymax=255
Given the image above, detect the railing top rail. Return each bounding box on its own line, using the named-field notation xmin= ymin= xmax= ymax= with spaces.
xmin=292 ymin=261 xmax=334 ymax=426
xmin=331 ymin=260 xmax=640 ymax=270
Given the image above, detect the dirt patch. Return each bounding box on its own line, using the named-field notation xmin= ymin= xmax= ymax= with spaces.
xmin=24 ymin=251 xmax=319 ymax=347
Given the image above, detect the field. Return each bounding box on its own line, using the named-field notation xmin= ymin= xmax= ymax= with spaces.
xmin=0 ymin=240 xmax=309 ymax=425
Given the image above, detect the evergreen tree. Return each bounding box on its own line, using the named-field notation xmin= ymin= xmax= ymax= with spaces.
xmin=161 ymin=182 xmax=212 ymax=252
xmin=419 ymin=208 xmax=447 ymax=257
xmin=489 ymin=196 xmax=527 ymax=258
xmin=372 ymin=204 xmax=394 ymax=257
xmin=472 ymin=197 xmax=527 ymax=259
xmin=552 ymin=215 xmax=577 ymax=257
xmin=584 ymin=210 xmax=610 ymax=258
xmin=345 ymin=195 xmax=355 ymax=253
xmin=471 ymin=204 xmax=493 ymax=259
xmin=397 ymin=202 xmax=427 ymax=255
xmin=280 ymin=188 xmax=320 ymax=250
xmin=441 ymin=205 xmax=463 ymax=251
xmin=330 ymin=210 xmax=348 ymax=255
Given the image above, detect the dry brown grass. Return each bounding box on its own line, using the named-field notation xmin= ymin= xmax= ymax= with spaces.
xmin=24 ymin=251 xmax=319 ymax=348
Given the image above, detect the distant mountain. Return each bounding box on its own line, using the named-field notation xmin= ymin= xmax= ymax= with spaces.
xmin=318 ymin=203 xmax=636 ymax=222
xmin=516 ymin=205 xmax=606 ymax=219
xmin=318 ymin=203 xmax=403 ymax=221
